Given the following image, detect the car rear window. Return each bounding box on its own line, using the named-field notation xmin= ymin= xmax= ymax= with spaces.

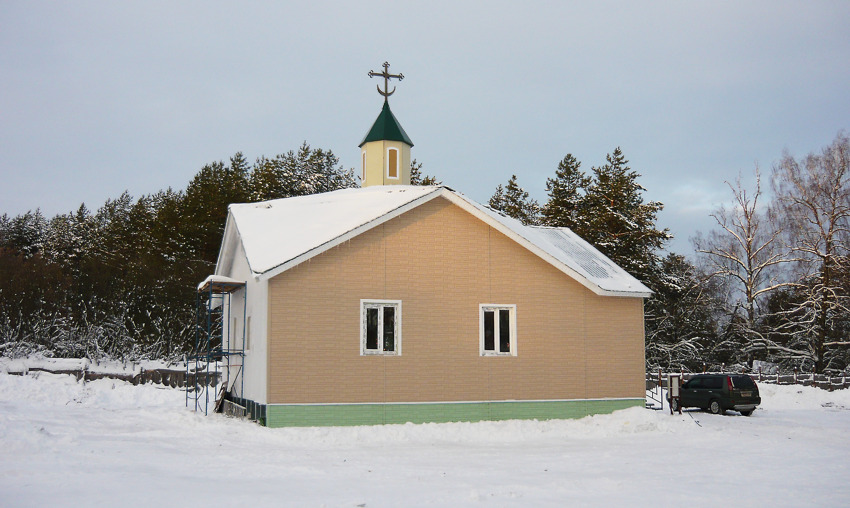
xmin=732 ymin=375 xmax=756 ymax=389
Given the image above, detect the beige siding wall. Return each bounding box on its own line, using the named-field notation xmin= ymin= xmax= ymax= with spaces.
xmin=267 ymin=197 xmax=645 ymax=404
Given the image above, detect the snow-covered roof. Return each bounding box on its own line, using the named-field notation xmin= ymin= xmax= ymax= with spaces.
xmin=219 ymin=186 xmax=651 ymax=297
xmin=197 ymin=274 xmax=246 ymax=293
xmin=223 ymin=186 xmax=439 ymax=278
xmin=456 ymin=195 xmax=652 ymax=297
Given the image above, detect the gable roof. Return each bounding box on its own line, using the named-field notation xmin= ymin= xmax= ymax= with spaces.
xmin=218 ymin=186 xmax=652 ymax=298
xmin=358 ymin=100 xmax=414 ymax=147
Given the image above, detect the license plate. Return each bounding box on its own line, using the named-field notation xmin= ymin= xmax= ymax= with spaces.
xmin=741 ymin=391 xmax=752 ymax=397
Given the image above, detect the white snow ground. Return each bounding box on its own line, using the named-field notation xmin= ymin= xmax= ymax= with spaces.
xmin=1 ymin=372 xmax=849 ymax=508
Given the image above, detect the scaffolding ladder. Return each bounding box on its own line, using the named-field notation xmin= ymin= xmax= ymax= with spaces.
xmin=187 ymin=276 xmax=246 ymax=415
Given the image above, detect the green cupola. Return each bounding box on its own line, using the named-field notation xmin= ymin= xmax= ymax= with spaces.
xmin=359 ymin=99 xmax=414 ymax=148
xmin=360 ymin=62 xmax=413 ymax=187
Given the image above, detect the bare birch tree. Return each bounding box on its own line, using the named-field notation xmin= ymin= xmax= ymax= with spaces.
xmin=695 ymin=167 xmax=794 ymax=364
xmin=772 ymin=133 xmax=850 ymax=373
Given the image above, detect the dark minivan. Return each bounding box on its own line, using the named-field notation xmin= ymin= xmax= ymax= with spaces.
xmin=670 ymin=374 xmax=761 ymax=416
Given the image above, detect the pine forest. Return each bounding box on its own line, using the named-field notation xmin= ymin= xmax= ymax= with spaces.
xmin=1 ymin=135 xmax=848 ymax=374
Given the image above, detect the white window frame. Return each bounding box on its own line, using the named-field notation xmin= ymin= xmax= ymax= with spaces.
xmin=479 ymin=304 xmax=517 ymax=356
xmin=386 ymin=147 xmax=400 ymax=180
xmin=360 ymin=299 xmax=402 ymax=355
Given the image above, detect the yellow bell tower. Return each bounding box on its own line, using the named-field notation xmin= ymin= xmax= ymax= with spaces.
xmin=359 ymin=62 xmax=413 ymax=187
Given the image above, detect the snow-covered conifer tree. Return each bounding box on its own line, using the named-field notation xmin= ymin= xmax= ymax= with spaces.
xmin=488 ymin=174 xmax=540 ymax=226
xmin=541 ymin=154 xmax=590 ymax=233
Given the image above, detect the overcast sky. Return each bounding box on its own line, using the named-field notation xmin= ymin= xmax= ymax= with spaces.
xmin=2 ymin=1 xmax=848 ymax=254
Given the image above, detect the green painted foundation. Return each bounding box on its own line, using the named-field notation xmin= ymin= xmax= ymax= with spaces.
xmin=264 ymin=398 xmax=643 ymax=427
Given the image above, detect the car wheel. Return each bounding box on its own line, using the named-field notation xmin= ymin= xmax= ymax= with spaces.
xmin=709 ymin=399 xmax=723 ymax=415
xmin=740 ymin=409 xmax=753 ymax=416
xmin=670 ymin=398 xmax=679 ymax=412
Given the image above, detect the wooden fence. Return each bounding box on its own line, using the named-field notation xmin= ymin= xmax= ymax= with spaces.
xmin=5 ymin=365 xmax=220 ymax=388
xmin=646 ymin=370 xmax=850 ymax=391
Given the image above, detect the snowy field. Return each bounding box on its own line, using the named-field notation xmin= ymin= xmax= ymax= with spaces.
xmin=1 ymin=372 xmax=849 ymax=508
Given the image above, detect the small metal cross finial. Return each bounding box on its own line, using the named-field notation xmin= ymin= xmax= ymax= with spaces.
xmin=368 ymin=61 xmax=404 ymax=98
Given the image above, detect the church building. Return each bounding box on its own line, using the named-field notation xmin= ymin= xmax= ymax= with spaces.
xmin=198 ymin=63 xmax=650 ymax=426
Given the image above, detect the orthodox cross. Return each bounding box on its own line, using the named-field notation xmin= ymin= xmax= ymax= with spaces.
xmin=368 ymin=61 xmax=404 ymax=98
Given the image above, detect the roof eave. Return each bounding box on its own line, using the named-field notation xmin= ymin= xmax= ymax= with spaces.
xmin=213 ymin=211 xmax=234 ymax=276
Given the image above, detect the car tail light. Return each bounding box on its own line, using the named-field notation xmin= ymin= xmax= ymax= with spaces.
xmin=727 ymin=376 xmax=734 ymax=393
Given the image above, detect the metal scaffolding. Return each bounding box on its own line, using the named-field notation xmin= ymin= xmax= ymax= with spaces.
xmin=187 ymin=277 xmax=246 ymax=415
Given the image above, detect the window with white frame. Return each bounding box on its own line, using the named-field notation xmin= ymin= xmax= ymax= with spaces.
xmin=361 ymin=300 xmax=401 ymax=355
xmin=479 ymin=304 xmax=516 ymax=356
